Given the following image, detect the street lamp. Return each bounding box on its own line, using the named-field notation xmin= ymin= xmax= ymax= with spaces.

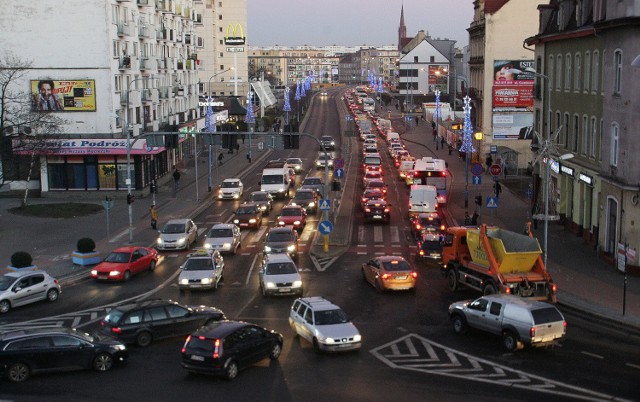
xmin=207 ymin=68 xmax=233 ymax=192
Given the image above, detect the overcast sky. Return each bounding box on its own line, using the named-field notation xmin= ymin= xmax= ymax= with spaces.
xmin=246 ymin=0 xmax=475 ymax=48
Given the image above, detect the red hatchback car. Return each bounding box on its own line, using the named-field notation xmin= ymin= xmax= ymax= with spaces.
xmin=91 ymin=246 xmax=158 ymax=281
xmin=276 ymin=205 xmax=307 ymax=232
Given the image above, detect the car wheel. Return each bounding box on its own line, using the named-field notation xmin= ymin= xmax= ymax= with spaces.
xmin=46 ymin=288 xmax=59 ymax=302
xmin=135 ymin=331 xmax=153 ymax=347
xmin=93 ymin=353 xmax=114 ymax=372
xmin=312 ymin=338 xmax=322 ymax=354
xmin=451 ymin=315 xmax=467 ymax=334
xmin=269 ymin=343 xmax=282 ymax=360
xmin=483 ymin=282 xmax=497 ymax=296
xmin=123 ymin=271 xmax=131 ymax=281
xmin=502 ymin=330 xmax=518 ymax=352
xmin=0 ymin=300 xmax=10 ymax=314
xmin=148 ymin=260 xmax=156 ymax=272
xmin=447 ymin=269 xmax=459 ymax=292
xmin=224 ymin=360 xmax=239 ymax=380
xmin=7 ymin=362 xmax=29 ymax=382
xmin=375 ymin=280 xmax=384 ymax=294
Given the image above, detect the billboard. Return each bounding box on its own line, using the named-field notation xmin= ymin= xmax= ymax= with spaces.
xmin=492 ymin=113 xmax=535 ymax=140
xmin=428 ymin=65 xmax=449 ymax=93
xmin=492 ymin=60 xmax=535 ymax=112
xmin=31 ymin=80 xmax=96 ymax=112
xmin=224 ymin=23 xmax=245 ymax=46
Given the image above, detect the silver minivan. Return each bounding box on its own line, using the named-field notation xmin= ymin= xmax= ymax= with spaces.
xmin=448 ymin=294 xmax=567 ymax=351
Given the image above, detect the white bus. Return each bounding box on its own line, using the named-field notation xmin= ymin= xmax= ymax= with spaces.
xmin=412 ymin=157 xmax=448 ymax=204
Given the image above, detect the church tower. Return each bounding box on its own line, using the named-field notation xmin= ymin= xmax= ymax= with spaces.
xmin=398 ymin=4 xmax=407 ymax=51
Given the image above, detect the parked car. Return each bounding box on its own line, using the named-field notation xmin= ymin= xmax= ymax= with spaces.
xmin=178 ymin=249 xmax=224 ymax=291
xmin=249 ymin=191 xmax=274 ymax=214
xmin=0 ymin=327 xmax=127 ymax=382
xmin=448 ymin=294 xmax=567 ymax=352
xmin=264 ymin=226 xmax=299 ymax=260
xmin=203 ymin=223 xmax=241 ymax=255
xmin=180 ymin=320 xmax=283 ymax=380
xmin=218 ymin=178 xmax=244 ymax=200
xmin=290 ymin=188 xmax=318 ymax=214
xmin=259 ymin=253 xmax=303 ymax=297
xmin=285 ymin=157 xmax=303 ymax=173
xmin=276 ymin=205 xmax=307 ymax=232
xmin=156 ymin=219 xmax=198 ymax=251
xmin=288 ymin=296 xmax=361 ymax=353
xmin=362 ymin=199 xmax=391 ymax=224
xmin=98 ymin=299 xmax=225 ymax=347
xmin=91 ymin=246 xmax=158 ymax=281
xmin=361 ymin=256 xmax=417 ymax=292
xmin=320 ymin=135 xmax=335 ymax=151
xmin=0 ymin=271 xmax=61 ymax=314
xmin=233 ymin=202 xmax=263 ymax=230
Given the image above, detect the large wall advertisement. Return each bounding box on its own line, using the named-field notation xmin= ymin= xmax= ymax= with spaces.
xmin=428 ymin=65 xmax=449 ymax=93
xmin=492 ymin=60 xmax=535 ymax=140
xmin=31 ymin=80 xmax=96 ymax=112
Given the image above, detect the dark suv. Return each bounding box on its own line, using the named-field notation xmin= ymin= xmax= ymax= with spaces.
xmin=181 ymin=320 xmax=283 ymax=380
xmin=0 ymin=327 xmax=127 ymax=382
xmin=290 ymin=188 xmax=318 ymax=214
xmin=264 ymin=226 xmax=299 ymax=259
xmin=98 ymin=299 xmax=225 ymax=347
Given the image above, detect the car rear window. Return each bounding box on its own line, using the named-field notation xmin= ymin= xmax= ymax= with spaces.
xmin=382 ymin=260 xmax=411 ymax=271
xmin=531 ymin=307 xmax=564 ymax=324
xmin=103 ymin=309 xmax=125 ymax=324
xmin=185 ymin=336 xmax=214 ymax=353
xmin=364 ymin=157 xmax=381 ymax=165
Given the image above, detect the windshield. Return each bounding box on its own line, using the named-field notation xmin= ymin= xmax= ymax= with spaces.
xmin=262 ymin=175 xmax=284 ymax=185
xmin=421 ymin=240 xmax=443 ymax=252
xmin=251 ymin=193 xmax=269 ymax=202
xmin=318 ymin=155 xmax=331 ymax=161
xmin=280 ymin=208 xmax=302 ymax=216
xmin=304 ymin=178 xmax=321 ymax=186
xmin=419 ymin=217 xmax=442 ymax=227
xmin=104 ymin=252 xmax=131 ymax=263
xmin=0 ymin=276 xmax=14 ymax=291
xmin=208 ymin=228 xmax=233 ymax=238
xmin=286 ymin=158 xmax=301 ymax=165
xmin=236 ymin=206 xmax=257 ymax=215
xmin=381 ymin=260 xmax=411 ymax=272
xmin=267 ymin=231 xmax=294 ymax=242
xmin=265 ymin=262 xmax=297 ymax=275
xmin=222 ymin=181 xmax=240 ymax=188
xmin=162 ymin=223 xmax=186 ymax=234
xmin=183 ymin=258 xmax=214 ymax=271
xmin=314 ymin=309 xmax=349 ymax=325
xmin=294 ymin=192 xmax=314 ymax=201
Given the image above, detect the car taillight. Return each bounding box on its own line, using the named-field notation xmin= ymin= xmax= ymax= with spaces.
xmin=213 ymin=338 xmax=221 ymax=359
xmin=415 ymin=224 xmax=422 ymax=230
xmin=111 ymin=327 xmax=122 ymax=334
xmin=364 ymin=208 xmax=371 ymax=212
xmin=381 ymin=273 xmax=390 ymax=280
xmin=361 ymin=197 xmax=367 ymax=203
xmin=54 ymin=279 xmax=59 ymax=285
xmin=563 ymin=321 xmax=567 ymax=334
xmin=551 ymin=283 xmax=558 ymax=293
xmin=384 ymin=208 xmax=390 ymax=213
xmin=530 ymin=327 xmax=536 ymax=338
xmin=410 ymin=271 xmax=418 ymax=278
xmin=419 ymin=250 xmax=424 ymax=256
xmin=181 ymin=335 xmax=192 ymax=353
xmin=505 ymin=287 xmax=511 ymax=294
xmin=440 ymin=225 xmax=446 ymax=230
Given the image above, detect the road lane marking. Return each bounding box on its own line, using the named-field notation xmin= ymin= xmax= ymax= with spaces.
xmin=580 ymin=351 xmax=604 ymax=359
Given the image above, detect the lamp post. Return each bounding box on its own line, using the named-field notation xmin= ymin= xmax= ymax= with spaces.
xmin=207 ymin=68 xmax=233 ymax=192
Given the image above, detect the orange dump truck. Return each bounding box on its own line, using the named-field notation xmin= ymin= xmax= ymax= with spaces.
xmin=441 ymin=224 xmax=557 ymax=303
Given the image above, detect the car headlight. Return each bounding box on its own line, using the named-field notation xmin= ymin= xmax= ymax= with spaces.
xmin=353 ymin=334 xmax=362 ymax=342
xmin=218 ymin=194 xmax=223 ymax=199
xmin=278 ymin=221 xmax=285 ymax=226
xmin=222 ymin=243 xmax=231 ymax=250
xmin=109 ymin=271 xmax=120 ymax=277
xmin=249 ymin=219 xmax=257 ymax=224
xmin=292 ymin=280 xmax=302 ymax=288
xmin=176 ymin=237 xmax=186 ymax=245
xmin=114 ymin=344 xmax=126 ymax=351
xmin=316 ymin=161 xmax=321 ymax=166
xmin=308 ymin=202 xmax=315 ymax=207
xmin=156 ymin=238 xmax=164 ymax=245
xmin=180 ymin=278 xmax=189 ymax=285
xmin=287 ymin=245 xmax=296 ymax=252
xmin=203 ymin=243 xmax=211 ymax=249
xmin=90 ymin=270 xmax=97 ymax=275
xmin=201 ymin=278 xmax=212 ymax=285
xmin=278 ymin=189 xmax=285 ymax=193
xmin=265 ymin=281 xmax=276 ymax=289
xmin=233 ymin=194 xmax=240 ymax=199
xmin=260 ymin=205 xmax=267 ymax=211
xmin=290 ymin=202 xmax=297 ymax=206
xmin=264 ymin=246 xmax=272 ymax=253
xmin=293 ymin=220 xmax=301 ymax=226
xmin=233 ymin=219 xmax=240 ymax=224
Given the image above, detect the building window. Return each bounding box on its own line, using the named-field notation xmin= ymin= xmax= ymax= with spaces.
xmin=599 ymin=119 xmax=603 ymax=161
xmin=601 ymin=50 xmax=606 ymax=94
xmin=555 ymin=112 xmax=562 ymax=145
xmin=564 ymin=53 xmax=572 ymax=91
xmin=591 ymin=50 xmax=599 ymax=93
xmin=548 ymin=55 xmax=554 ymax=92
xmin=572 ymin=114 xmax=579 ymax=152
xmin=556 ymin=54 xmax=563 ymax=90
xmin=613 ymin=49 xmax=622 ymax=95
xmin=590 ymin=117 xmax=597 ymax=159
xmin=610 ymin=123 xmax=619 ymax=166
xmin=574 ymin=53 xmax=581 ymax=92
xmin=583 ymin=51 xmax=591 ymax=92
xmin=581 ymin=115 xmax=588 ymax=155
xmin=114 ymin=75 xmax=122 ymax=92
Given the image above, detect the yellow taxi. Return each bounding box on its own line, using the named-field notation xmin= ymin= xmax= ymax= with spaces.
xmin=361 ymin=255 xmax=417 ymax=292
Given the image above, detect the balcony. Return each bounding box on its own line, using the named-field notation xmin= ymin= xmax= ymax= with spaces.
xmin=193 ymin=13 xmax=202 ymax=24
xmin=141 ymin=89 xmax=153 ymax=102
xmin=116 ymin=23 xmax=129 ymax=36
xmin=186 ymin=59 xmax=197 ymax=70
xmin=176 ymin=60 xmax=184 ymax=70
xmin=138 ymin=25 xmax=149 ymax=38
xmin=119 ymin=56 xmax=132 ymax=70
xmin=119 ymin=91 xmax=127 ymax=105
xmin=139 ymin=58 xmax=148 ymax=70
xmin=137 ymin=0 xmax=149 ymax=5
xmin=159 ymin=86 xmax=169 ymax=99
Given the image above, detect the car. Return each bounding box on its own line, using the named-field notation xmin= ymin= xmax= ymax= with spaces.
xmin=360 ymin=188 xmax=385 ymax=209
xmin=249 ymin=191 xmax=274 ymax=214
xmin=98 ymin=299 xmax=225 ymax=347
xmin=365 ymin=179 xmax=388 ymax=196
xmin=276 ymin=205 xmax=307 ymax=232
xmin=218 ymin=178 xmax=244 ymax=200
xmin=288 ymin=296 xmax=361 ymax=353
xmin=91 ymin=246 xmax=158 ymax=281
xmin=362 ymin=170 xmax=383 ymax=187
xmin=290 ymin=188 xmax=318 ymax=213
xmin=259 ymin=253 xmax=303 ymax=296
xmin=0 ymin=271 xmax=61 ymax=314
xmin=410 ymin=212 xmax=446 ymax=239
xmin=416 ymin=232 xmax=444 ymax=264
xmin=320 ymin=135 xmax=335 ymax=151
xmin=361 ymin=255 xmax=417 ymax=292
xmin=264 ymin=227 xmax=299 ymax=259
xmin=320 ymin=91 xmax=328 ymax=97
xmin=394 ymin=150 xmax=411 ymax=166
xmin=180 ymin=320 xmax=283 ymax=380
xmin=178 ymin=249 xmax=224 ymax=291
xmin=285 ymin=157 xmax=303 ymax=173
xmin=0 ymin=327 xmax=127 ymax=383
xmin=315 ymin=152 xmax=334 ymax=169
xmin=233 ymin=202 xmax=263 ymax=229
xmin=300 ymin=176 xmax=325 ymax=197
xmin=362 ymin=199 xmax=391 ymax=223
xmin=363 ymin=139 xmax=378 ymax=153
xmin=203 ymin=223 xmax=241 ymax=254
xmin=156 ymin=218 xmax=198 ymax=251
xmin=388 ymin=143 xmax=405 ymax=158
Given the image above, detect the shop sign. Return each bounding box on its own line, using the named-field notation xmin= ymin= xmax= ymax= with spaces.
xmin=578 ymin=173 xmax=593 ymax=186
xmin=560 ymin=164 xmax=574 ymax=177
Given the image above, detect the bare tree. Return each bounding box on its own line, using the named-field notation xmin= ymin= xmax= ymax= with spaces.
xmin=0 ymin=52 xmax=66 ymax=204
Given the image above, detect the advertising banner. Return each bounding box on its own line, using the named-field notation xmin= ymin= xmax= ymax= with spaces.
xmin=428 ymin=65 xmax=449 ymax=93
xmin=492 ymin=60 xmax=535 ymax=112
xmin=31 ymin=80 xmax=96 ymax=112
xmin=13 ymin=138 xmax=165 ymax=155
xmin=492 ymin=113 xmax=534 ymax=140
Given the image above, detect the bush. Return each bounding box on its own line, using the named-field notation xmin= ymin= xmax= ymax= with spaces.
xmin=11 ymin=251 xmax=33 ymax=268
xmin=76 ymin=238 xmax=96 ymax=253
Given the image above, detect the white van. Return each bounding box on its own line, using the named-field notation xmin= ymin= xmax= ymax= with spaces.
xmin=386 ymin=131 xmax=400 ymax=144
xmin=261 ymin=161 xmax=292 ymax=198
xmin=398 ymin=159 xmax=416 ymax=180
xmin=409 ymin=185 xmax=438 ymax=216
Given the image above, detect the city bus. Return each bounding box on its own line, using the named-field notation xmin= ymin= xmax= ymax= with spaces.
xmin=412 ymin=157 xmax=448 ymax=204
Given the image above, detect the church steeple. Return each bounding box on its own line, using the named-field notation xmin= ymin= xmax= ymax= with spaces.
xmin=398 ymin=4 xmax=407 ymax=51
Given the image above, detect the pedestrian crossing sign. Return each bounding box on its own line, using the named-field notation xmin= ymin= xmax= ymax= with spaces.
xmin=486 ymin=197 xmax=498 ymax=208
xmin=319 ymin=199 xmax=331 ymax=211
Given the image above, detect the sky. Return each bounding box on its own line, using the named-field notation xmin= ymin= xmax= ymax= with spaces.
xmin=246 ymin=0 xmax=475 ymax=48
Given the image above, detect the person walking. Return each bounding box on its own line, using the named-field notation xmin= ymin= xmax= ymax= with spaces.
xmin=172 ymin=167 xmax=181 ymax=192
xmin=485 ymin=154 xmax=493 ymax=175
xmin=150 ymin=205 xmax=158 ymax=230
xmin=440 ymin=136 xmax=445 ymax=151
xmin=235 ymin=143 xmax=240 ymax=154
xmin=218 ymin=152 xmax=224 ymax=166
xmin=494 ymin=180 xmax=502 ymax=199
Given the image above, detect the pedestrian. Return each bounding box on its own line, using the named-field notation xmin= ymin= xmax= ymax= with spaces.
xmin=218 ymin=152 xmax=224 ymax=166
xmin=432 ymin=128 xmax=437 ymax=143
xmin=235 ymin=143 xmax=240 ymax=154
xmin=494 ymin=180 xmax=502 ymax=199
xmin=440 ymin=136 xmax=445 ymax=150
xmin=395 ymin=103 xmax=399 ymax=111
xmin=457 ymin=139 xmax=463 ymax=159
xmin=464 ymin=212 xmax=472 ymax=225
xmin=150 ymin=205 xmax=158 ymax=230
xmin=172 ymin=167 xmax=181 ymax=191
xmin=431 ymin=120 xmax=436 ymax=130
xmin=415 ymin=116 xmax=419 ymax=126
xmin=471 ymin=211 xmax=479 ymax=225
xmin=246 ymin=153 xmax=252 ymax=163
xmin=485 ymin=154 xmax=493 ymax=175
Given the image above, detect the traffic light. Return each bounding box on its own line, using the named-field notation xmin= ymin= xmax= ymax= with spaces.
xmin=475 ymin=195 xmax=482 ymax=206
xmin=127 ymin=193 xmax=135 ymax=205
xmin=332 ymin=180 xmax=341 ymax=192
xmin=150 ymin=182 xmax=157 ymax=194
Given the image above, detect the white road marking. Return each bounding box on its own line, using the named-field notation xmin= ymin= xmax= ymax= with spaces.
xmin=374 ymin=226 xmax=383 ymax=242
xmin=580 ymin=351 xmax=604 ymax=359
xmin=110 ymin=229 xmax=129 ymax=242
xmin=626 ymin=363 xmax=640 ymax=370
xmin=245 ymin=254 xmax=262 ymax=286
xmin=390 ymin=225 xmax=400 ymax=243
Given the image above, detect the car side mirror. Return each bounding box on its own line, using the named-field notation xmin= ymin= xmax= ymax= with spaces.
xmin=13 ymin=287 xmax=21 ymax=293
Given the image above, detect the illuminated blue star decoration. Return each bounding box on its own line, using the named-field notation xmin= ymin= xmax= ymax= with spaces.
xmin=283 ymin=86 xmax=291 ymax=112
xmin=244 ymin=92 xmax=255 ymax=125
xmin=459 ymin=95 xmax=476 ymax=154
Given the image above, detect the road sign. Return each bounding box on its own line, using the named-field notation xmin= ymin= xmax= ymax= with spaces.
xmin=319 ymin=199 xmax=331 ymax=211
xmin=334 ymin=158 xmax=344 ymax=169
xmin=472 ymin=176 xmax=482 ymax=185
xmin=486 ymin=197 xmax=498 ymax=208
xmin=318 ymin=220 xmax=333 ymax=235
xmin=490 ymin=145 xmax=497 ymax=154
xmin=489 ymin=164 xmax=502 ymax=176
xmin=334 ymin=168 xmax=344 ymax=178
xmin=526 ymin=187 xmax=533 ymax=199
xmin=102 ymin=199 xmax=114 ymax=210
xmin=471 ymin=163 xmax=484 ymax=176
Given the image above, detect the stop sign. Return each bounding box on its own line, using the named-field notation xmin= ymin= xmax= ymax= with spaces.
xmin=490 ymin=164 xmax=502 ymax=176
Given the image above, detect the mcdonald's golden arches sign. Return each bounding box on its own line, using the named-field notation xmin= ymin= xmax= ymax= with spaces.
xmin=224 ymin=23 xmax=245 ymax=45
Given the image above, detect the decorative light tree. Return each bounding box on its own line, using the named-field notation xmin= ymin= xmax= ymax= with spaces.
xmin=459 ymin=95 xmax=476 ymax=208
xmin=244 ymin=91 xmax=256 ymax=162
xmin=295 ymin=81 xmax=301 ymax=121
xmin=283 ymin=86 xmax=291 ymax=126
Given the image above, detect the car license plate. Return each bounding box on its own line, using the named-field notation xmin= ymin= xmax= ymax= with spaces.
xmin=373 ymin=215 xmax=382 ymax=219
xmin=278 ymin=288 xmax=291 ymax=293
xmin=395 ymin=275 xmax=407 ymax=280
xmin=239 ymin=223 xmax=248 ymax=227
xmin=190 ymin=355 xmax=204 ymax=361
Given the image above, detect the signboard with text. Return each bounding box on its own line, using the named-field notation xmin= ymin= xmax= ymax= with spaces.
xmin=31 ymin=79 xmax=96 ymax=112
